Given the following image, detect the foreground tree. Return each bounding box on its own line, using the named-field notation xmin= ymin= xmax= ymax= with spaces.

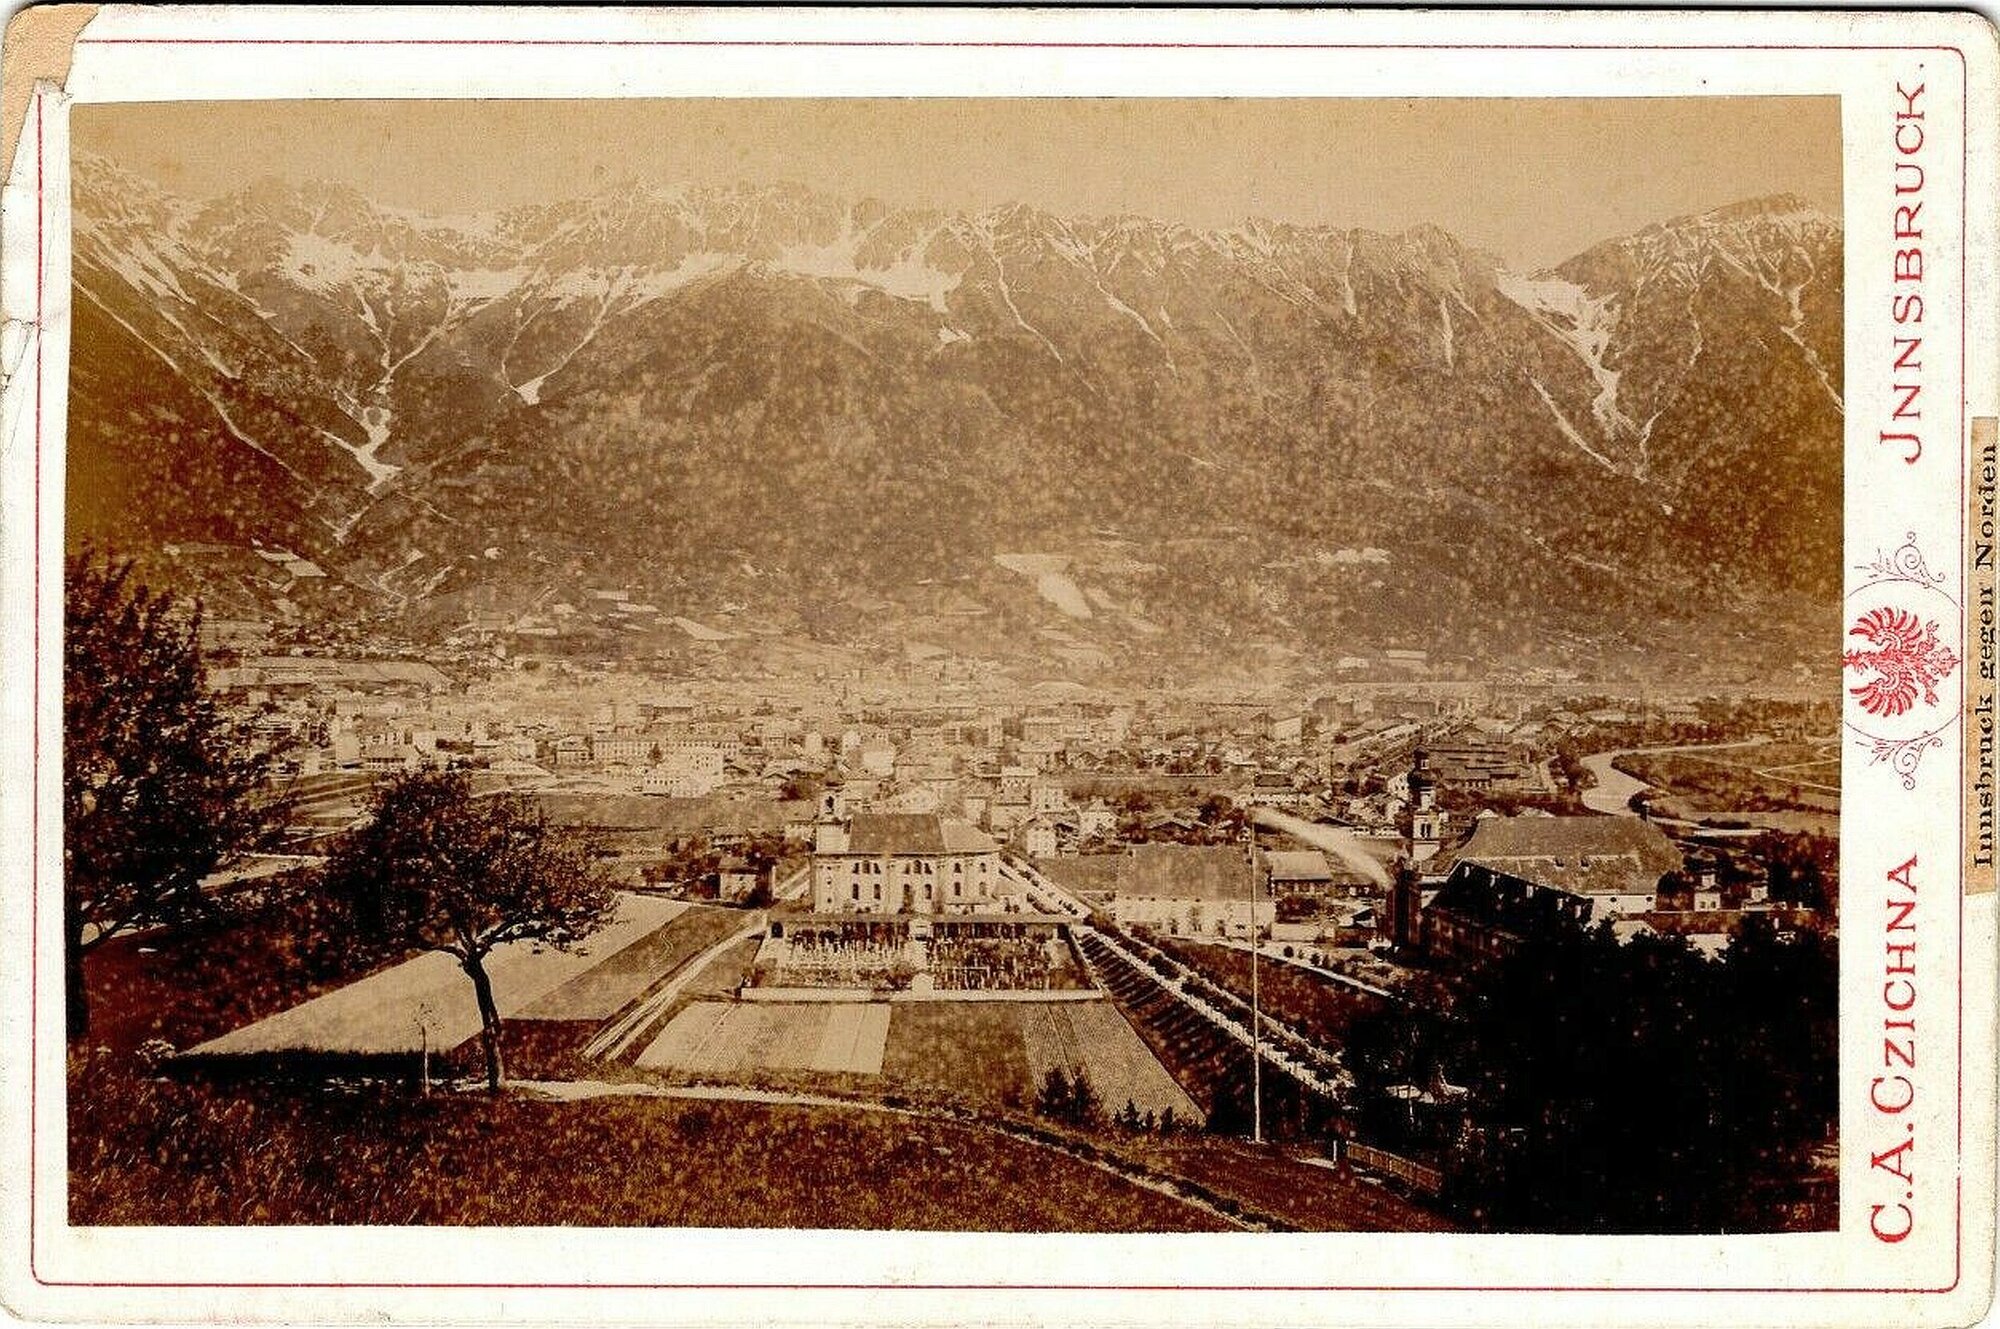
xmin=322 ymin=771 xmax=616 ymax=1092
xmin=64 ymin=550 xmax=277 ymax=1040
xmin=1430 ymin=917 xmax=1836 ymax=1232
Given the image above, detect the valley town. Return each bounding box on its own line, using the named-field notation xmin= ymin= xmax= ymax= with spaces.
xmin=68 ymin=587 xmax=1840 ymax=1235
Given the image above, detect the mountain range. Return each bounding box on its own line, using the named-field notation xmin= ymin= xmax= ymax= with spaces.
xmin=66 ymin=154 xmax=1843 ymax=684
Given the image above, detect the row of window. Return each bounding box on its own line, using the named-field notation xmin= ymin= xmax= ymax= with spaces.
xmin=844 ymin=879 xmax=988 ymax=901
xmin=838 ymin=857 xmax=993 ymax=876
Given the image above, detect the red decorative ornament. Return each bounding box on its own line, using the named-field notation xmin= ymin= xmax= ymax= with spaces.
xmin=1843 ymin=606 xmax=1959 ymax=718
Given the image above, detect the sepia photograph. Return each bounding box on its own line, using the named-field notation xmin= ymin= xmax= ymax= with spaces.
xmin=49 ymin=92 xmax=1860 ymax=1239
xmin=7 ymin=5 xmax=1999 ymax=1321
xmin=29 ymin=82 xmax=1885 ymax=1258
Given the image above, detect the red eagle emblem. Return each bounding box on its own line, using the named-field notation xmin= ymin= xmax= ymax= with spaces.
xmin=1843 ymin=607 xmax=1959 ymax=718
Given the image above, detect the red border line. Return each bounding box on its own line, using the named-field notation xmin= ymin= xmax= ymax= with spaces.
xmin=1956 ymin=36 xmax=1969 ymax=1300
xmin=29 ymin=86 xmax=44 ymax=1293
xmin=26 ymin=38 xmax=1977 ymax=1299
xmin=13 ymin=1280 xmax=1979 ymax=1295
xmin=61 ymin=39 xmax=1973 ymax=52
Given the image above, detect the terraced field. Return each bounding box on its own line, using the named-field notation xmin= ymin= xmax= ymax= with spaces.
xmin=636 ymin=1002 xmax=893 ymax=1075
xmin=1020 ymin=1002 xmax=1194 ymax=1121
xmin=517 ymin=904 xmax=742 ymax=1022
xmin=187 ymin=895 xmax=689 ymax=1058
xmin=273 ymin=770 xmax=380 ymax=836
xmin=631 ymin=997 xmax=1196 ymax=1122
xmin=1079 ymin=930 xmax=1333 ymax=1138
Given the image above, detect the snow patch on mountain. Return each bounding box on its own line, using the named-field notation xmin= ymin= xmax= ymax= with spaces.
xmin=66 ymin=160 xmax=1845 ymax=659
xmin=1527 ymin=376 xmax=1617 ymax=472
xmin=774 ymin=221 xmax=959 ymax=313
xmin=631 ymin=251 xmax=741 ymax=298
xmin=1336 ymin=237 xmax=1360 ymax=318
xmin=1496 ymin=270 xmax=1630 ymax=436
xmin=315 ymin=422 xmax=398 ymax=491
xmin=351 ymin=405 xmax=400 ymax=489
xmin=91 ymin=283 xmax=314 ymax=488
xmin=107 ymin=236 xmax=198 ymax=304
xmin=1773 ymin=275 xmax=1844 ymax=412
xmin=979 ymin=234 xmax=1064 ymax=364
xmin=282 ymin=232 xmax=384 ymax=296
xmin=1034 ymin=572 xmax=1093 ymax=619
xmin=1101 ymin=289 xmax=1159 ymax=342
xmin=1731 ymin=249 xmax=1845 ymax=414
xmin=447 ymin=266 xmax=529 ymax=301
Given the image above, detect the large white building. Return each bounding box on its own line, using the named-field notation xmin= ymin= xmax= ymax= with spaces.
xmin=591 ymin=732 xmax=657 ymax=766
xmin=638 ymin=744 xmax=725 ymax=797
xmin=811 ymin=812 xmax=1003 ymax=915
xmin=1106 ymin=843 xmax=1272 ymax=940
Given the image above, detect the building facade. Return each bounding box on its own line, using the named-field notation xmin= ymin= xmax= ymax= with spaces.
xmin=811 ymin=812 xmax=1003 ymax=915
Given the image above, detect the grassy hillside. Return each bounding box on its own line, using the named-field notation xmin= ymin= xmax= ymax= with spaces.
xmin=69 ymin=1063 xmax=1231 ymax=1231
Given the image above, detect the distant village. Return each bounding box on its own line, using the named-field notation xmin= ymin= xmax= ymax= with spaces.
xmin=207 ymin=627 xmax=1837 ymax=974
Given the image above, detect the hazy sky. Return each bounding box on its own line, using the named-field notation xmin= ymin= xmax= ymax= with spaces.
xmin=76 ymin=97 xmax=1841 ymax=270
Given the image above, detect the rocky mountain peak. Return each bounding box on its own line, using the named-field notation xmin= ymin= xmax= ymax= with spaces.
xmin=64 ymin=160 xmax=1844 ymax=681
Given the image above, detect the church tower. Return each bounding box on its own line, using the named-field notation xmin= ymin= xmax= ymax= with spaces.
xmin=814 ymin=784 xmax=852 ymax=853
xmin=1401 ymin=746 xmax=1446 ymax=864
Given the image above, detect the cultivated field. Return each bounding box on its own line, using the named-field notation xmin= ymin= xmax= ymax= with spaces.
xmin=516 ymin=904 xmax=744 ymax=1022
xmin=187 ymin=894 xmax=687 ymax=1058
xmin=631 ymin=997 xmax=1197 ymax=1122
xmin=637 ymin=1002 xmax=892 ymax=1076
xmin=880 ymin=1003 xmax=1033 ymax=1105
xmin=1019 ymin=1002 xmax=1195 ymax=1121
xmin=76 ymin=911 xmax=1448 ymax=1233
